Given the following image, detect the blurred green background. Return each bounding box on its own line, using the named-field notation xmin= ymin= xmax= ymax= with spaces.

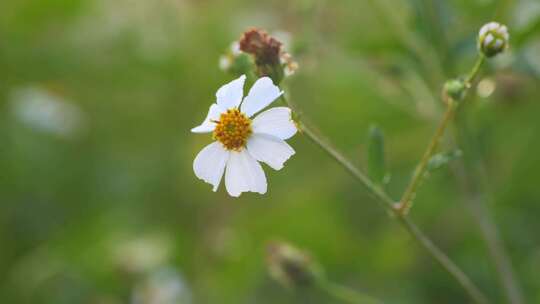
xmin=1 ymin=0 xmax=540 ymax=303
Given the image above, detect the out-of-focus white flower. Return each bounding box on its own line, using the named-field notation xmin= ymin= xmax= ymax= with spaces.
xmin=219 ymin=42 xmax=242 ymax=71
xmin=131 ymin=267 xmax=191 ymax=304
xmin=191 ymin=75 xmax=297 ymax=197
xmin=478 ymin=22 xmax=509 ymax=57
xmin=280 ymin=52 xmax=299 ymax=76
xmin=10 ymin=87 xmax=84 ymax=138
xmin=230 ymin=41 xmax=241 ymax=55
xmin=477 ymin=78 xmax=496 ymax=98
xmin=219 ymin=55 xmax=232 ymax=71
xmin=71 ymin=0 xmax=189 ymax=61
xmin=113 ymin=234 xmax=172 ymax=274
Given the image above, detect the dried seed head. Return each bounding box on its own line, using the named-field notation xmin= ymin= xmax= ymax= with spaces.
xmin=266 ymin=241 xmax=322 ymax=288
xmin=238 ymin=28 xmax=286 ymax=83
xmin=239 ymin=28 xmax=282 ymax=64
xmin=478 ymin=22 xmax=509 ymax=58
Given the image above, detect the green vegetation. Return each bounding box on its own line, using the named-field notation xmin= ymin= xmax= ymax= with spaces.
xmin=1 ymin=0 xmax=540 ymax=303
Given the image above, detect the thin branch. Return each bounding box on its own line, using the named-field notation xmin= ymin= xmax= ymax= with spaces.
xmin=317 ymin=279 xmax=383 ymax=304
xmin=279 ymin=52 xmax=494 ymax=303
xmin=396 ymin=101 xmax=457 ymax=215
xmin=287 ymin=112 xmax=489 ymax=304
xmin=396 ymin=54 xmax=486 ymax=215
xmin=396 ymin=215 xmax=489 ymax=304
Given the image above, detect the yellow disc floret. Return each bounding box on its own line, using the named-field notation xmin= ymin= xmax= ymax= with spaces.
xmin=213 ymin=108 xmax=252 ymax=151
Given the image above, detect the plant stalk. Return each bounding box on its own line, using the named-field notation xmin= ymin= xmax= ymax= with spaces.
xmin=317 ymin=279 xmax=383 ymax=304
xmin=278 ymin=93 xmax=489 ymax=303
xmin=465 ymin=55 xmax=485 ymax=85
xmin=397 ymin=54 xmax=485 ymax=215
xmin=278 ymin=54 xmax=491 ymax=303
xmin=396 ymin=100 xmax=457 ymax=215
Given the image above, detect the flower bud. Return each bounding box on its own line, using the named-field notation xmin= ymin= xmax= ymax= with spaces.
xmin=266 ymin=241 xmax=322 ymax=288
xmin=443 ymin=79 xmax=468 ymax=102
xmin=478 ymin=22 xmax=509 ymax=58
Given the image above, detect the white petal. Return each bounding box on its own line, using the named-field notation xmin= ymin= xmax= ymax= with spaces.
xmin=484 ymin=34 xmax=494 ymax=47
xmin=193 ymin=142 xmax=229 ymax=191
xmin=225 ymin=150 xmax=267 ymax=197
xmin=241 ymin=77 xmax=283 ymax=117
xmin=247 ymin=134 xmax=295 ymax=170
xmin=479 ymin=25 xmax=488 ymax=37
xmin=252 ymin=107 xmax=297 ymax=140
xmin=191 ymin=103 xmax=223 ymax=133
xmin=216 ymin=75 xmax=246 ymax=110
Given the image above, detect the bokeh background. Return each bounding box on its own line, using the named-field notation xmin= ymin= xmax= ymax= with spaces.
xmin=1 ymin=0 xmax=540 ymax=303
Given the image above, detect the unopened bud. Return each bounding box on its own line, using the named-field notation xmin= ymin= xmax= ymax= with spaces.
xmin=478 ymin=22 xmax=509 ymax=58
xmin=443 ymin=79 xmax=468 ymax=102
xmin=266 ymin=241 xmax=322 ymax=288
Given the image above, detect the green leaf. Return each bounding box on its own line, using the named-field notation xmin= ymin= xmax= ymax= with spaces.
xmin=367 ymin=125 xmax=386 ymax=185
xmin=427 ymin=150 xmax=463 ymax=171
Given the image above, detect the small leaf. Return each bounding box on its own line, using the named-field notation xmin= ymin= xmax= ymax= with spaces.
xmin=427 ymin=150 xmax=463 ymax=171
xmin=367 ymin=125 xmax=386 ymax=185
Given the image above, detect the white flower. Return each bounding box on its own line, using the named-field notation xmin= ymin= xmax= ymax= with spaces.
xmin=478 ymin=22 xmax=509 ymax=57
xmin=191 ymin=75 xmax=297 ymax=197
xmin=218 ymin=42 xmax=242 ymax=71
xmin=10 ymin=86 xmax=85 ymax=138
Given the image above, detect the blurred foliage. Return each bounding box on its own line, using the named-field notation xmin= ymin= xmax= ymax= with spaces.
xmin=1 ymin=0 xmax=540 ymax=303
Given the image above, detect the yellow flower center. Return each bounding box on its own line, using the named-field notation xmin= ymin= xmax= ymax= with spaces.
xmin=213 ymin=108 xmax=252 ymax=151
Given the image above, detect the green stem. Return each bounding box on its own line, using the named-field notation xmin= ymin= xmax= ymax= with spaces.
xmin=397 ymin=54 xmax=485 ymax=215
xmin=317 ymin=279 xmax=383 ymax=304
xmin=301 ymin=122 xmax=488 ymax=304
xmin=281 ymin=95 xmax=489 ymax=304
xmin=465 ymin=55 xmax=485 ymax=85
xmin=396 ymin=101 xmax=457 ymax=215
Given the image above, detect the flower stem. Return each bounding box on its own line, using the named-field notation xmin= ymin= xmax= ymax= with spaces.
xmin=465 ymin=55 xmax=486 ymax=85
xmin=317 ymin=279 xmax=383 ymax=304
xmin=280 ymin=93 xmax=489 ymax=303
xmin=298 ymin=120 xmax=489 ymax=304
xmin=396 ymin=54 xmax=485 ymax=215
xmin=396 ymin=100 xmax=457 ymax=215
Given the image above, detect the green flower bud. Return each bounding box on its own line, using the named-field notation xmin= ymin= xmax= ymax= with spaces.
xmin=478 ymin=22 xmax=509 ymax=58
xmin=443 ymin=79 xmax=468 ymax=102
